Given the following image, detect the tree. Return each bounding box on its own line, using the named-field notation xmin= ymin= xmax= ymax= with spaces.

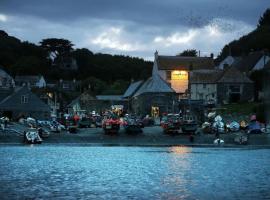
xmin=177 ymin=49 xmax=197 ymax=57
xmin=258 ymin=8 xmax=270 ymax=28
xmin=40 ymin=38 xmax=74 ymax=59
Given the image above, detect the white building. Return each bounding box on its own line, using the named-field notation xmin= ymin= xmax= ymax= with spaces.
xmin=217 ymin=56 xmax=241 ymax=70
xmin=190 ymin=69 xmax=222 ymax=103
xmin=154 ymin=51 xmax=215 ymax=98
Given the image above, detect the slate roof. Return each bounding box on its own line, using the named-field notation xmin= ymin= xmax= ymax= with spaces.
xmin=96 ymin=95 xmax=124 ymax=101
xmin=123 ymin=80 xmax=143 ymax=98
xmin=133 ymin=76 xmax=175 ymax=97
xmin=190 ymin=69 xmax=224 ymax=84
xmin=217 ymin=67 xmax=253 ymax=83
xmin=190 ymin=67 xmax=252 ymax=84
xmin=233 ymin=52 xmax=263 ymax=72
xmin=0 ymin=86 xmax=50 ymax=112
xmin=0 ymin=66 xmax=15 ymax=87
xmin=156 ymin=55 xmax=215 ymax=70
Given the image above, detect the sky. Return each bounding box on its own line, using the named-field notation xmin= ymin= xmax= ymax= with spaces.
xmin=0 ymin=0 xmax=269 ymax=60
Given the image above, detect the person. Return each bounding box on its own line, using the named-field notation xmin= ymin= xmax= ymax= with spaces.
xmin=23 ymin=131 xmax=27 ymax=143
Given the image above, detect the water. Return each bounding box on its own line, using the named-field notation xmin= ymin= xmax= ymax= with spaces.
xmin=0 ymin=146 xmax=270 ymax=200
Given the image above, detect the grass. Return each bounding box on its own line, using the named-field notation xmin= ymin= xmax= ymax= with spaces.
xmin=218 ymin=102 xmax=260 ymax=115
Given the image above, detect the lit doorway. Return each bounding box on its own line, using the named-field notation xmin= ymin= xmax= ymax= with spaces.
xmin=151 ymin=106 xmax=159 ymax=118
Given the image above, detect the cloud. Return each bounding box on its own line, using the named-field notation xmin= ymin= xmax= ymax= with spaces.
xmin=0 ymin=6 xmax=258 ymax=60
xmin=0 ymin=14 xmax=8 ymax=22
xmin=154 ymin=30 xmax=197 ymax=46
xmin=91 ymin=27 xmax=142 ymax=51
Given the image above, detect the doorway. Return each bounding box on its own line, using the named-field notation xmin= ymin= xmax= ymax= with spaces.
xmin=151 ymin=106 xmax=159 ymax=118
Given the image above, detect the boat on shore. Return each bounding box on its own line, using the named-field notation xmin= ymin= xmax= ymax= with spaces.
xmin=24 ymin=129 xmax=42 ymax=144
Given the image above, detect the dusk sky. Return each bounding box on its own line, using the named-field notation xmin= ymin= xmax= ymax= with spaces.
xmin=0 ymin=0 xmax=268 ymax=60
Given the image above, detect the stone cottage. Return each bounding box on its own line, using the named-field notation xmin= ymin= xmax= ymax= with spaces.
xmin=124 ymin=54 xmax=178 ymax=117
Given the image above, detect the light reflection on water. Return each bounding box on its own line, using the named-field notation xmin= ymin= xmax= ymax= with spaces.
xmin=0 ymin=146 xmax=270 ymax=200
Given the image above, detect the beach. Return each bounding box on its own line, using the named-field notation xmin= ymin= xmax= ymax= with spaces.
xmin=0 ymin=124 xmax=270 ymax=147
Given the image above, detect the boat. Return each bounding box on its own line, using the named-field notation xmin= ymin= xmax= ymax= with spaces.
xmin=161 ymin=114 xmax=180 ymax=134
xmin=213 ymin=138 xmax=224 ymax=145
xmin=24 ymin=130 xmax=42 ymax=144
xmin=102 ymin=114 xmax=120 ymax=134
xmin=234 ymin=134 xmax=248 ymax=145
xmin=181 ymin=115 xmax=198 ymax=134
xmin=123 ymin=115 xmax=143 ymax=134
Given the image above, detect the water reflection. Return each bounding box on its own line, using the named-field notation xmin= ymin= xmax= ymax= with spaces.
xmin=0 ymin=146 xmax=269 ymax=200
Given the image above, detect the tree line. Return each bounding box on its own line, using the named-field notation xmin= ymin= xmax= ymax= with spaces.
xmin=0 ymin=31 xmax=152 ymax=94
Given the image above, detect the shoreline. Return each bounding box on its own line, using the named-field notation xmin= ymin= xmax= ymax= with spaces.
xmin=1 ymin=126 xmax=269 ymax=148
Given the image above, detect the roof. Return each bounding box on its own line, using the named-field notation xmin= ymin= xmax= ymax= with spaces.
xmin=133 ymin=76 xmax=175 ymax=97
xmin=0 ymin=67 xmax=15 ymax=87
xmin=264 ymin=60 xmax=270 ymax=70
xmin=190 ymin=69 xmax=223 ymax=84
xmin=156 ymin=55 xmax=215 ymax=70
xmin=96 ymin=95 xmax=124 ymax=101
xmin=15 ymin=75 xmax=42 ymax=83
xmin=123 ymin=80 xmax=143 ymax=98
xmin=233 ymin=52 xmax=263 ymax=72
xmin=0 ymin=86 xmax=50 ymax=112
xmin=217 ymin=67 xmax=253 ymax=83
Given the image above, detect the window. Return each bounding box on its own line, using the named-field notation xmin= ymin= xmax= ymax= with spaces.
xmin=21 ymin=95 xmax=29 ymax=103
xmin=166 ymin=71 xmax=171 ymax=80
xmin=203 ymin=84 xmax=206 ymax=89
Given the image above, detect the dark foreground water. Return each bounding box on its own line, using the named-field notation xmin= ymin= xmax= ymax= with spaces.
xmin=0 ymin=146 xmax=270 ymax=200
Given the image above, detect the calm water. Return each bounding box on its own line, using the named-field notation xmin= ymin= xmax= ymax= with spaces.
xmin=0 ymin=146 xmax=270 ymax=200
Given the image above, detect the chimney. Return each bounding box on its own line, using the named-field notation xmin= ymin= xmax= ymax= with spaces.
xmin=210 ymin=53 xmax=214 ymax=59
xmin=154 ymin=50 xmax=158 ymax=60
xmin=198 ymin=50 xmax=200 ymax=57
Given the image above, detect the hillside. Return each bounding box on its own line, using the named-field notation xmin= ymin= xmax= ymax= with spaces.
xmin=0 ymin=30 xmax=153 ymax=94
xmin=216 ymin=8 xmax=270 ymax=63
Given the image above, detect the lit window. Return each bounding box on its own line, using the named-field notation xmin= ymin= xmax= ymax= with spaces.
xmin=171 ymin=70 xmax=188 ymax=80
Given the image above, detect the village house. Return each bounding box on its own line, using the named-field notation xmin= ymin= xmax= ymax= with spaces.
xmin=190 ymin=67 xmax=254 ymax=104
xmin=68 ymin=92 xmax=127 ymax=115
xmin=57 ymin=79 xmax=81 ymax=92
xmin=231 ymin=51 xmax=269 ymax=73
xmin=190 ymin=69 xmax=223 ymax=103
xmin=0 ymin=86 xmax=51 ymax=120
xmin=0 ymin=67 xmax=15 ymax=88
xmin=124 ymin=53 xmax=178 ymax=117
xmin=155 ymin=51 xmax=215 ymax=98
xmin=217 ymin=55 xmax=241 ymax=70
xmin=0 ymin=67 xmax=16 ymax=102
xmin=15 ymin=75 xmax=46 ymax=88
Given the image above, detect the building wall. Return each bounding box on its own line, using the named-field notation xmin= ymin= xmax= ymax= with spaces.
xmin=131 ymin=92 xmax=178 ymax=116
xmin=217 ymin=83 xmax=254 ymax=103
xmin=190 ymin=84 xmax=217 ymax=102
xmin=36 ymin=77 xmax=46 ymax=88
xmin=158 ymin=70 xmax=188 ymax=93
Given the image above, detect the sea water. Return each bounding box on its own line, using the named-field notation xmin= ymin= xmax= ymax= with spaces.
xmin=0 ymin=146 xmax=269 ymax=199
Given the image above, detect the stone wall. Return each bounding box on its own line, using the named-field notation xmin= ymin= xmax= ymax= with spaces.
xmin=217 ymin=83 xmax=254 ymax=104
xmin=131 ymin=92 xmax=178 ymax=116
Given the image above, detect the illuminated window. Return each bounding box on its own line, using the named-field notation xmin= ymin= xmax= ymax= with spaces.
xmin=171 ymin=70 xmax=188 ymax=80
